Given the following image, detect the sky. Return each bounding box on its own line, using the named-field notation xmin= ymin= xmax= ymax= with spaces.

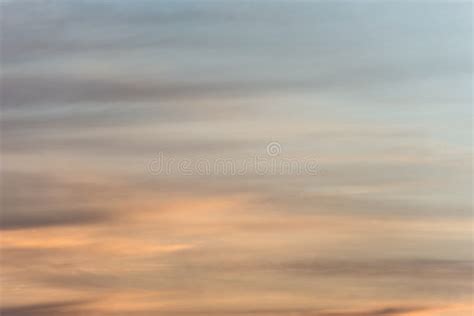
xmin=0 ymin=1 xmax=473 ymax=315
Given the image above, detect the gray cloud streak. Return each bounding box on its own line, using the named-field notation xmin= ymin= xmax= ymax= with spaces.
xmin=0 ymin=300 xmax=93 ymax=316
xmin=1 ymin=171 xmax=115 ymax=230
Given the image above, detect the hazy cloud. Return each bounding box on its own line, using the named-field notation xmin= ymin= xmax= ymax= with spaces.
xmin=0 ymin=300 xmax=92 ymax=316
xmin=0 ymin=1 xmax=471 ymax=314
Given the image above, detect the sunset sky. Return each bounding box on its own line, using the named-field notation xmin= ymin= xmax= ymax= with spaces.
xmin=1 ymin=1 xmax=473 ymax=315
